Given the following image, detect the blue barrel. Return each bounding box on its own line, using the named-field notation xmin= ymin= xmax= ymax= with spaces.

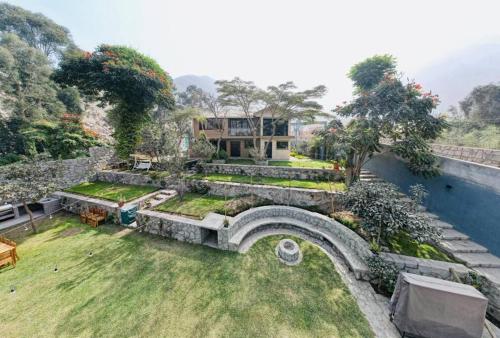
xmin=120 ymin=205 xmax=138 ymax=225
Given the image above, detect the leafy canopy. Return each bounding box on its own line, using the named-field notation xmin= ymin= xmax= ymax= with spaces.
xmin=53 ymin=45 xmax=175 ymax=158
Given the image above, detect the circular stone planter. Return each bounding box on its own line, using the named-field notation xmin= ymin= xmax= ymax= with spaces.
xmin=275 ymin=239 xmax=303 ymax=266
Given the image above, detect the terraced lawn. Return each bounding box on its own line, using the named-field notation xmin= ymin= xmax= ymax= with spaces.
xmin=65 ymin=181 xmax=158 ymax=202
xmin=0 ymin=215 xmax=373 ymax=337
xmin=155 ymin=193 xmax=231 ymax=219
xmin=188 ymin=173 xmax=346 ymax=191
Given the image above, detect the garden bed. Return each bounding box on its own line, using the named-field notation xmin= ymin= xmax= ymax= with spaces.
xmin=0 ymin=215 xmax=374 ymax=337
xmin=154 ymin=193 xmax=270 ymax=219
xmin=188 ymin=173 xmax=346 ymax=191
xmin=65 ymin=181 xmax=158 ymax=202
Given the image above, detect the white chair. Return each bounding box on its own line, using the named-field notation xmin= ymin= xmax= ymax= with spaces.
xmin=133 ymin=157 xmax=152 ymax=171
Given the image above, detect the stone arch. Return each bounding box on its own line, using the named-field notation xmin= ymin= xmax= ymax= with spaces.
xmin=223 ymin=206 xmax=372 ymax=280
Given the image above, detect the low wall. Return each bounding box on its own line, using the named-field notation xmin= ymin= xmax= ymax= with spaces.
xmin=431 ymin=144 xmax=500 ymax=167
xmin=187 ymin=179 xmax=341 ymax=209
xmin=136 ymin=210 xmax=207 ymax=244
xmin=53 ymin=191 xmax=121 ymax=224
xmin=201 ymin=163 xmax=342 ymax=181
xmin=96 ymin=170 xmax=176 ymax=188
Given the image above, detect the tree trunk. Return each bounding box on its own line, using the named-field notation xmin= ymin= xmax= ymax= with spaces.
xmin=23 ymin=201 xmax=37 ymax=233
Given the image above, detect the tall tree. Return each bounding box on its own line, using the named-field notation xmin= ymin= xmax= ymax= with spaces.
xmin=459 ymin=84 xmax=500 ymax=124
xmin=0 ymin=33 xmax=64 ymax=120
xmin=333 ymin=55 xmax=446 ymax=183
xmin=261 ymin=82 xmax=326 ymax=159
xmin=53 ymin=45 xmax=175 ymax=158
xmin=0 ymin=3 xmax=73 ymax=58
xmin=216 ymin=77 xmax=263 ymax=156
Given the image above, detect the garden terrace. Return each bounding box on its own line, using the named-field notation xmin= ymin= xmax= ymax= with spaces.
xmin=0 ymin=215 xmax=374 ymax=337
xmin=65 ymin=181 xmax=158 ymax=202
xmin=227 ymin=156 xmax=335 ymax=169
xmin=187 ymin=173 xmax=346 ymax=191
xmin=154 ymin=193 xmax=270 ymax=220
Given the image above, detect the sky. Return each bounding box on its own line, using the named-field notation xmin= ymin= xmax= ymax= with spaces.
xmin=7 ymin=0 xmax=500 ymax=109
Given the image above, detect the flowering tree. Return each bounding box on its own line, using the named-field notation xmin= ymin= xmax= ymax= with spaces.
xmin=331 ymin=55 xmax=446 ymax=183
xmin=53 ymin=45 xmax=175 ymax=158
xmin=0 ymin=156 xmax=63 ymax=232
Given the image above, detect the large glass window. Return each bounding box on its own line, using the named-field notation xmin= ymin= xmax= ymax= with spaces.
xmin=263 ymin=119 xmax=288 ymax=136
xmin=199 ymin=118 xmax=222 ymax=130
xmin=228 ymin=118 xmax=257 ymax=136
xmin=276 ymin=141 xmax=289 ymax=150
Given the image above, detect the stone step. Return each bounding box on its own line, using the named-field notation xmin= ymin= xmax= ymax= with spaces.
xmin=453 ymin=253 xmax=500 ymax=268
xmin=441 ymin=229 xmax=469 ymax=240
xmin=474 ymin=267 xmax=500 ymax=285
xmin=419 ymin=212 xmax=439 ymax=220
xmin=431 ymin=219 xmax=453 ymax=229
xmin=360 ymin=178 xmax=384 ymax=183
xmin=439 ymin=240 xmax=489 ymax=253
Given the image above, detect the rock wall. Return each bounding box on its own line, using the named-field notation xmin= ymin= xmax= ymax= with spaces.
xmin=201 ymin=163 xmax=342 ymax=181
xmin=0 ymin=146 xmax=115 ymax=193
xmin=431 ymin=144 xmax=500 ymax=167
xmin=187 ymin=179 xmax=341 ymax=210
xmin=96 ymin=170 xmax=175 ymax=188
xmin=53 ymin=191 xmax=121 ymax=224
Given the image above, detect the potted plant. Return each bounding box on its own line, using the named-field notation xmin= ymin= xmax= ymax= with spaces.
xmin=118 ymin=196 xmax=126 ymax=208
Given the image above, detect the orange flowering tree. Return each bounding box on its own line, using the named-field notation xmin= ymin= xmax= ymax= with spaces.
xmin=332 ymin=55 xmax=446 ymax=183
xmin=53 ymin=45 xmax=175 ymax=158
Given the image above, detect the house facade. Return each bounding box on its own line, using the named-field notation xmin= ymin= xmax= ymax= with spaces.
xmin=192 ymin=112 xmax=292 ymax=160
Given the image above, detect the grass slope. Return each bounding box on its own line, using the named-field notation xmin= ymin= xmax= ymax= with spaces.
xmin=0 ymin=215 xmax=373 ymax=337
xmin=188 ymin=173 xmax=346 ymax=191
xmin=155 ymin=193 xmax=231 ymax=219
xmin=65 ymin=181 xmax=158 ymax=202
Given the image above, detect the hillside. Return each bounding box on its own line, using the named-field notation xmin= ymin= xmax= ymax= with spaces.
xmin=415 ymin=43 xmax=500 ymax=112
xmin=173 ymin=75 xmax=217 ymax=95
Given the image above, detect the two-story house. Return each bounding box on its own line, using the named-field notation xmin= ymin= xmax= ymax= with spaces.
xmin=192 ymin=111 xmax=292 ymax=160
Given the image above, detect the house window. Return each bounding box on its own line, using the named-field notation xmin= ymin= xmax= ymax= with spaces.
xmin=228 ymin=118 xmax=257 ymax=136
xmin=276 ymin=141 xmax=288 ymax=150
xmin=244 ymin=140 xmax=254 ymax=148
xmin=263 ymin=119 xmax=288 ymax=136
xmin=199 ymin=118 xmax=222 ymax=130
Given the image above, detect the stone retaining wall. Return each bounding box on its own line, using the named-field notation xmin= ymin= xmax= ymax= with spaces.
xmin=96 ymin=170 xmax=176 ymax=188
xmin=201 ymin=163 xmax=342 ymax=181
xmin=187 ymin=179 xmax=341 ymax=210
xmin=431 ymin=144 xmax=500 ymax=167
xmin=53 ymin=191 xmax=121 ymax=224
xmin=0 ymin=147 xmax=115 ymax=193
xmin=136 ymin=210 xmax=207 ymax=244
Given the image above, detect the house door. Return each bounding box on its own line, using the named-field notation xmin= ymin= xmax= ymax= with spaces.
xmin=265 ymin=142 xmax=272 ymax=159
xmin=230 ymin=141 xmax=241 ymax=157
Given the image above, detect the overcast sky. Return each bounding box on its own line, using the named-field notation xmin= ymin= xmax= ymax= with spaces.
xmin=7 ymin=0 xmax=500 ymax=109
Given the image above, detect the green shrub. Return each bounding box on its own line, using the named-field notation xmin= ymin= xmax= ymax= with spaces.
xmin=367 ymin=255 xmax=400 ymax=294
xmin=0 ymin=153 xmax=23 ymax=166
xmin=212 ymin=149 xmax=228 ymax=160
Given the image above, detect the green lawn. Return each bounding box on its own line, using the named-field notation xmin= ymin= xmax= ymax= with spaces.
xmin=188 ymin=173 xmax=346 ymax=191
xmin=270 ymin=158 xmax=334 ymax=169
xmin=388 ymin=232 xmax=455 ymax=262
xmin=65 ymin=181 xmax=158 ymax=202
xmin=155 ymin=193 xmax=231 ymax=219
xmin=226 ymin=159 xmax=255 ymax=165
xmin=0 ymin=215 xmax=374 ymax=337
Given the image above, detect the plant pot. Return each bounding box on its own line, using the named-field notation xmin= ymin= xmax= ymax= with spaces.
xmin=118 ymin=201 xmax=125 ymax=207
xmin=254 ymin=160 xmax=268 ymax=166
xmin=212 ymin=159 xmax=226 ymax=164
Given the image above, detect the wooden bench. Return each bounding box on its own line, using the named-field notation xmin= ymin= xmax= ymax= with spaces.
xmin=79 ymin=207 xmax=108 ymax=228
xmin=0 ymin=236 xmax=19 ymax=268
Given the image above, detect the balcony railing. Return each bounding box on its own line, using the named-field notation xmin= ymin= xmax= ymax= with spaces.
xmin=228 ymin=128 xmax=253 ymax=136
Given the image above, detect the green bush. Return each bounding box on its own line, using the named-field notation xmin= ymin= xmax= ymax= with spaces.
xmin=0 ymin=153 xmax=23 ymax=166
xmin=212 ymin=149 xmax=228 ymax=160
xmin=367 ymin=255 xmax=400 ymax=294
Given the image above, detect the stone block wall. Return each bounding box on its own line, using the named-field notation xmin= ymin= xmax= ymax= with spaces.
xmin=201 ymin=163 xmax=343 ymax=181
xmin=187 ymin=179 xmax=341 ymax=210
xmin=96 ymin=170 xmax=175 ymax=188
xmin=431 ymin=144 xmax=500 ymax=167
xmin=53 ymin=191 xmax=121 ymax=224
xmin=136 ymin=209 xmax=205 ymax=244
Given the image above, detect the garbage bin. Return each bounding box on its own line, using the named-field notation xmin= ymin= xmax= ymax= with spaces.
xmin=120 ymin=205 xmax=138 ymax=225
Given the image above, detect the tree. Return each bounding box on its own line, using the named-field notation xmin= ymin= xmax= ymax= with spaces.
xmin=216 ymin=77 xmax=263 ymax=156
xmin=261 ymin=82 xmax=326 ymax=159
xmin=333 ymin=55 xmax=446 ymax=183
xmin=191 ymin=132 xmax=216 ymax=161
xmin=57 ymin=87 xmax=82 ymax=114
xmin=0 ymin=3 xmax=73 ymax=58
xmin=459 ymin=84 xmax=500 ymax=124
xmin=53 ymin=45 xmax=175 ymax=158
xmin=0 ymin=33 xmax=64 ymax=120
xmin=0 ymin=156 xmax=63 ymax=232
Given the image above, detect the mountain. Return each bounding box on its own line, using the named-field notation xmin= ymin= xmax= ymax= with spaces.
xmin=414 ymin=43 xmax=500 ymax=112
xmin=173 ymin=75 xmax=217 ymax=95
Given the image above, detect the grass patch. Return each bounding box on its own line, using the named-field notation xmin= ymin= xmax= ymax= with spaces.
xmin=188 ymin=173 xmax=346 ymax=191
xmin=226 ymin=159 xmax=255 ymax=165
xmin=0 ymin=215 xmax=374 ymax=337
xmin=65 ymin=181 xmax=157 ymax=202
xmin=270 ymin=157 xmax=334 ymax=169
xmin=155 ymin=193 xmax=271 ymax=219
xmin=155 ymin=193 xmax=231 ymax=219
xmin=388 ymin=232 xmax=455 ymax=262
